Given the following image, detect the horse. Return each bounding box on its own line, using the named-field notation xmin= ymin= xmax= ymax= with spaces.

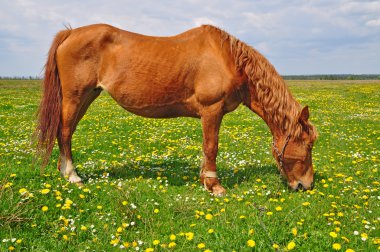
xmin=35 ymin=24 xmax=317 ymax=196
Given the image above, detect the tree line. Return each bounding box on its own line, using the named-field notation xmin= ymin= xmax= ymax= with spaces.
xmin=0 ymin=76 xmax=41 ymax=80
xmin=282 ymin=74 xmax=380 ymax=80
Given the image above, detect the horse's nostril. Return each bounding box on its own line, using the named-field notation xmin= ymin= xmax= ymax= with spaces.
xmin=297 ymin=183 xmax=304 ymax=191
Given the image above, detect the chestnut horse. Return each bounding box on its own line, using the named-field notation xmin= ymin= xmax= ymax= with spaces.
xmin=36 ymin=24 xmax=317 ymax=195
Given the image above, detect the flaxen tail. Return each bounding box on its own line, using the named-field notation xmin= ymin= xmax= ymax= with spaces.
xmin=35 ymin=29 xmax=71 ymax=167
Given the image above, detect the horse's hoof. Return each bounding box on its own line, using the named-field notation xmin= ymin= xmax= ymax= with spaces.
xmin=211 ymin=184 xmax=226 ymax=197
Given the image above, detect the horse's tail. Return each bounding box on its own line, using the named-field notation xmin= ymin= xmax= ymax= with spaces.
xmin=35 ymin=29 xmax=72 ymax=167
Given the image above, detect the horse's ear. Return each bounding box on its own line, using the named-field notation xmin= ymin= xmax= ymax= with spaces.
xmin=299 ymin=106 xmax=309 ymax=123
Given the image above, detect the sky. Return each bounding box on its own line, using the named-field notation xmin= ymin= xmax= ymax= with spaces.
xmin=0 ymin=0 xmax=379 ymax=76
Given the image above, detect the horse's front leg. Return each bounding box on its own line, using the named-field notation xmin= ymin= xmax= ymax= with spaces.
xmin=200 ymin=106 xmax=226 ymax=196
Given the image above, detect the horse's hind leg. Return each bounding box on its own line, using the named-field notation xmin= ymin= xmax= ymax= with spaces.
xmin=58 ymin=88 xmax=101 ymax=183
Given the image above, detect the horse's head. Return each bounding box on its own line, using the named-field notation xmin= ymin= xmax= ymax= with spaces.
xmin=272 ymin=106 xmax=317 ymax=191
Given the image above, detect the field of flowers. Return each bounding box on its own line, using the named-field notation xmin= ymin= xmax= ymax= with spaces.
xmin=0 ymin=79 xmax=379 ymax=251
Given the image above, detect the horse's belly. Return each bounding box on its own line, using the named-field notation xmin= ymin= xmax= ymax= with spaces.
xmin=122 ymin=103 xmax=198 ymax=118
xmin=113 ymin=90 xmax=195 ymax=118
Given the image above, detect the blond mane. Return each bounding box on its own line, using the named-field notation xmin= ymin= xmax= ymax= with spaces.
xmin=202 ymin=25 xmax=316 ymax=140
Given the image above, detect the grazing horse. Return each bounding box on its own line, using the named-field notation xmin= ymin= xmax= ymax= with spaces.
xmin=36 ymin=24 xmax=317 ymax=196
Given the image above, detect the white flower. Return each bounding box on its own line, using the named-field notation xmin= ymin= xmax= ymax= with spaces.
xmin=353 ymin=231 xmax=359 ymax=235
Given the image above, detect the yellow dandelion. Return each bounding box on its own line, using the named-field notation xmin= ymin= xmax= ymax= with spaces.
xmin=79 ymin=194 xmax=85 ymax=199
xmin=117 ymin=227 xmax=123 ymax=233
xmin=239 ymin=215 xmax=246 ymax=219
xmin=122 ymin=201 xmax=128 ymax=205
xmin=41 ymin=206 xmax=48 ymax=212
xmin=205 ymin=214 xmax=213 ymax=220
xmin=272 ymin=243 xmax=280 ymax=249
xmin=330 ymin=231 xmax=338 ymax=238
xmin=341 ymin=236 xmax=349 ymax=243
xmin=275 ymin=206 xmax=282 ymax=211
xmin=168 ymin=242 xmax=176 ymax=248
xmin=287 ymin=241 xmax=296 ymax=250
xmin=170 ymin=234 xmax=176 ymax=241
xmin=266 ymin=212 xmax=273 ymax=216
xmin=62 ymin=235 xmax=69 ymax=241
xmin=247 ymin=239 xmax=256 ymax=247
xmin=110 ymin=238 xmax=119 ymax=246
xmin=8 ymin=246 xmax=15 ymax=251
xmin=302 ymin=202 xmax=310 ymax=206
xmin=4 ymin=182 xmax=13 ymax=188
xmin=154 ymin=208 xmax=159 ymax=214
xmin=80 ymin=225 xmax=87 ymax=231
xmin=145 ymin=248 xmax=154 ymax=252
xmin=197 ymin=243 xmax=206 ymax=249
xmin=208 ymin=229 xmax=214 ymax=234
xmin=332 ymin=243 xmax=342 ymax=250
xmin=16 ymin=239 xmax=22 ymax=244
xmin=153 ymin=240 xmax=160 ymax=245
xmin=345 ymin=249 xmax=355 ymax=252
xmin=19 ymin=188 xmax=27 ymax=194
xmin=123 ymin=242 xmax=130 ymax=248
xmin=185 ymin=232 xmax=194 ymax=241
xmin=204 ymin=250 xmax=212 ymax=252
xmin=97 ymin=205 xmax=102 ymax=210
xmin=40 ymin=188 xmax=50 ymax=194
xmin=249 ymin=229 xmax=254 ymax=235
xmin=291 ymin=228 xmax=298 ymax=236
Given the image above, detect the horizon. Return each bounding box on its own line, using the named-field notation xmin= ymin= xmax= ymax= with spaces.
xmin=1 ymin=0 xmax=380 ymax=76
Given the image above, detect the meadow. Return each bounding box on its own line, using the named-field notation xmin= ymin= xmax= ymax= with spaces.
xmin=0 ymin=79 xmax=379 ymax=251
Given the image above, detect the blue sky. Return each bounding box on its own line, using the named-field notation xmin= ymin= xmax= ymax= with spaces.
xmin=1 ymin=0 xmax=379 ymax=76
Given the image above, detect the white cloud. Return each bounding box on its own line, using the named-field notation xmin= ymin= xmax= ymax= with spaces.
xmin=366 ymin=19 xmax=380 ymax=27
xmin=340 ymin=0 xmax=380 ymax=14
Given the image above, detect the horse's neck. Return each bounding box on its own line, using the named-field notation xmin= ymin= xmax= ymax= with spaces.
xmin=226 ymin=36 xmax=300 ymax=138
xmin=247 ymin=71 xmax=300 ymax=139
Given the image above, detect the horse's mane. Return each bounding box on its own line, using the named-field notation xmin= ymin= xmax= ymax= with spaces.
xmin=202 ymin=25 xmax=316 ymax=140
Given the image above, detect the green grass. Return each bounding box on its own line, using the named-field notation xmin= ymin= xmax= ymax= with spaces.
xmin=0 ymin=79 xmax=379 ymax=251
